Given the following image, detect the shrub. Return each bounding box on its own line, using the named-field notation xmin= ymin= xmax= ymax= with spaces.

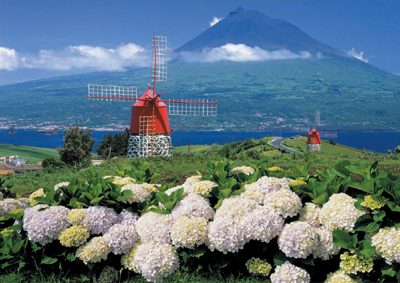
xmin=41 ymin=157 xmax=65 ymax=169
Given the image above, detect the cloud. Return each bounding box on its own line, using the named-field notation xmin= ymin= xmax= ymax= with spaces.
xmin=177 ymin=44 xmax=313 ymax=63
xmin=0 ymin=43 xmax=151 ymax=71
xmin=394 ymin=72 xmax=400 ymax=76
xmin=209 ymin=16 xmax=224 ymax=27
xmin=347 ymin=47 xmax=368 ymax=63
xmin=0 ymin=47 xmax=19 ymax=70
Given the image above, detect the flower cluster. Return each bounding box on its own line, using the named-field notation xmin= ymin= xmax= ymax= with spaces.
xmin=319 ymin=193 xmax=366 ymax=232
xmin=165 ymin=185 xmax=186 ymax=197
xmin=136 ymin=212 xmax=173 ymax=244
xmin=170 ymin=216 xmax=208 ymax=249
xmin=0 ymin=191 xmax=3 ymax=201
xmin=361 ymin=195 xmax=388 ymax=210
xmin=82 ymin=206 xmax=118 ymax=235
xmin=340 ymin=251 xmax=373 ymax=274
xmin=23 ymin=205 xmax=69 ymax=246
xmin=245 ymin=257 xmax=272 ymax=277
xmin=103 ymin=223 xmax=139 ymax=254
xmin=171 ymin=193 xmax=214 ymax=221
xmin=371 ymin=226 xmax=400 ymax=264
xmin=289 ymin=179 xmax=307 ymax=189
xmin=76 ymin=237 xmax=111 ymax=264
xmin=94 ymin=266 xmax=119 ymax=283
xmin=112 ymin=176 xmax=136 ymax=185
xmin=231 ymin=166 xmax=255 ymax=176
xmin=67 ymin=209 xmax=87 ymax=226
xmin=117 ymin=209 xmax=139 ymax=226
xmin=324 ymin=269 xmax=361 ymax=283
xmin=264 ymin=189 xmax=302 ymax=218
xmin=0 ymin=198 xmax=28 ymax=216
xmin=59 ymin=225 xmax=90 ymax=247
xmin=142 ymin=183 xmax=159 ymax=193
xmin=215 ymin=195 xmax=258 ymax=218
xmin=120 ymin=184 xmax=150 ymax=203
xmin=243 ymin=182 xmax=265 ymax=204
xmin=268 ymin=166 xmax=282 ymax=171
xmin=241 ymin=206 xmax=283 ymax=243
xmin=132 ymin=242 xmax=179 ymax=283
xmin=121 ymin=244 xmax=140 ymax=272
xmin=186 ymin=180 xmax=217 ymax=195
xmin=313 ymin=226 xmax=340 ymax=260
xmin=299 ymin=202 xmax=321 ymax=227
xmin=278 ymin=221 xmax=318 ymax=258
xmin=270 ymin=261 xmax=310 ymax=283
xmin=54 ymin=182 xmax=69 ymax=190
xmin=29 ymin=188 xmax=45 ymax=200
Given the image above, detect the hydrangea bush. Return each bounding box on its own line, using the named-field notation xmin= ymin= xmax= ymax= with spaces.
xmin=1 ymin=159 xmax=400 ymax=282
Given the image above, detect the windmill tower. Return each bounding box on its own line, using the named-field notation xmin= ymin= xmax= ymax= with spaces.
xmin=87 ymin=35 xmax=218 ymax=157
xmin=306 ymin=110 xmax=322 ymax=152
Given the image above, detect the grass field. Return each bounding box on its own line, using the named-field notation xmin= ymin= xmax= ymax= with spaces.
xmin=0 ymin=144 xmax=59 ymax=164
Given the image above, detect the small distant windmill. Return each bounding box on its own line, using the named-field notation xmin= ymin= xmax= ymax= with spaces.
xmin=87 ymin=35 xmax=218 ymax=157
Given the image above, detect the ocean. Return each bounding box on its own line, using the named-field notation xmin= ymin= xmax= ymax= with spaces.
xmin=0 ymin=129 xmax=399 ymax=154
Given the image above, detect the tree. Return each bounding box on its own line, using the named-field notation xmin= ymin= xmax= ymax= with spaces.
xmin=57 ymin=125 xmax=96 ymax=167
xmin=96 ymin=132 xmax=129 ymax=159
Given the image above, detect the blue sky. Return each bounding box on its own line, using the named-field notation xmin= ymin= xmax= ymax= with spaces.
xmin=1 ymin=0 xmax=399 ymax=85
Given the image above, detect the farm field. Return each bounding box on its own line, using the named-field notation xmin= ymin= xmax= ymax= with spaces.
xmin=0 ymin=144 xmax=59 ymax=165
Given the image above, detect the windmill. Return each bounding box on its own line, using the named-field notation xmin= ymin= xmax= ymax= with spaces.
xmin=86 ymin=35 xmax=218 ymax=157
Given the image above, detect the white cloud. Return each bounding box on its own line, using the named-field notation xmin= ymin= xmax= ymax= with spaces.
xmin=394 ymin=72 xmax=400 ymax=76
xmin=347 ymin=47 xmax=368 ymax=63
xmin=178 ymin=44 xmax=313 ymax=63
xmin=0 ymin=47 xmax=19 ymax=70
xmin=0 ymin=43 xmax=151 ymax=71
xmin=209 ymin=16 xmax=224 ymax=27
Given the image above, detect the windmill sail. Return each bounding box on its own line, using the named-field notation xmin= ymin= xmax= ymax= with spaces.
xmin=87 ymin=84 xmax=137 ymax=101
xmin=151 ymin=36 xmax=167 ymax=82
xmin=163 ymin=99 xmax=218 ymax=116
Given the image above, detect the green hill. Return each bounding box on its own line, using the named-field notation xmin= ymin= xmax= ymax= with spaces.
xmin=0 ymin=144 xmax=59 ymax=164
xmin=1 ymin=58 xmax=400 ymax=131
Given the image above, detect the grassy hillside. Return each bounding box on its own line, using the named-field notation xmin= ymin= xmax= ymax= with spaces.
xmin=0 ymin=144 xmax=59 ymax=164
xmin=2 ymin=58 xmax=400 ymax=131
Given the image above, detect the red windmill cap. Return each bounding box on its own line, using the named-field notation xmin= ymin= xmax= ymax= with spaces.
xmin=134 ymin=87 xmax=166 ymax=107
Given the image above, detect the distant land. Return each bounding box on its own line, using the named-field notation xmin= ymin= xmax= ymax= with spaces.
xmin=1 ymin=8 xmax=400 ymax=132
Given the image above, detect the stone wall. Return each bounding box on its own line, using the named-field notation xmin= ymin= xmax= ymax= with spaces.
xmin=127 ymin=134 xmax=173 ymax=158
xmin=306 ymin=143 xmax=322 ymax=152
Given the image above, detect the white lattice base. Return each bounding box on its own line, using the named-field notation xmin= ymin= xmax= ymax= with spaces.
xmin=127 ymin=134 xmax=173 ymax=158
xmin=307 ymin=143 xmax=322 ymax=152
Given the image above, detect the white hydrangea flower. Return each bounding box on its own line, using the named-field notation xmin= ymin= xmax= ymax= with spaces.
xmin=67 ymin=209 xmax=87 ymax=226
xmin=120 ymin=184 xmax=150 ymax=204
xmin=264 ymin=189 xmax=302 ymax=218
xmin=170 ymin=216 xmax=208 ymax=249
xmin=103 ymin=223 xmax=139 ymax=255
xmin=117 ymin=209 xmax=139 ymax=227
xmin=278 ymin=221 xmax=318 ymax=259
xmin=215 ymin=195 xmax=258 ymax=219
xmin=257 ymin=176 xmax=293 ymax=194
xmin=299 ymin=202 xmax=321 ymax=227
xmin=243 ymin=182 xmax=265 ymax=204
xmin=54 ymin=182 xmax=69 ymax=191
xmin=207 ymin=214 xmax=247 ymax=254
xmin=165 ymin=185 xmax=187 ymax=197
xmin=183 ymin=175 xmax=201 ymax=187
xmin=319 ymin=193 xmax=366 ymax=232
xmin=271 ymin=261 xmax=311 ymax=283
xmin=121 ymin=244 xmax=140 ymax=272
xmin=0 ymin=191 xmax=3 ymax=201
xmin=0 ymin=198 xmax=28 ymax=216
xmin=82 ymin=206 xmax=118 ymax=235
xmin=186 ymin=180 xmax=217 ymax=195
xmin=112 ymin=176 xmax=136 ymax=185
xmin=133 ymin=242 xmax=179 ymax=283
xmin=76 ymin=237 xmax=111 ymax=264
xmin=142 ymin=183 xmax=159 ymax=193
xmin=22 ymin=204 xmax=49 ymax=225
xmin=231 ymin=166 xmax=255 ymax=176
xmin=241 ymin=206 xmax=284 ymax=243
xmin=136 ymin=212 xmax=173 ymax=244
xmin=324 ymin=269 xmax=360 ymax=283
xmin=23 ymin=205 xmax=70 ymax=246
xmin=371 ymin=226 xmax=400 ymax=264
xmin=313 ymin=226 xmax=341 ymax=260
xmin=171 ymin=193 xmax=214 ymax=221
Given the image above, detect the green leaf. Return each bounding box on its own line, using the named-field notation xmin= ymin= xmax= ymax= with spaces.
xmin=311 ymin=192 xmax=329 ymax=205
xmin=155 ymin=192 xmax=170 ymax=204
xmin=11 ymin=239 xmax=24 ymax=253
xmin=41 ymin=256 xmax=58 ymax=265
xmin=149 ymin=207 xmax=171 ymax=214
xmin=397 ymin=270 xmax=400 ymax=282
xmin=187 ymin=246 xmax=207 ymax=258
xmin=359 ymin=240 xmax=376 ymax=257
xmin=214 ymin=199 xmax=224 ymax=209
xmin=354 ymin=215 xmax=380 ymax=232
xmin=373 ymin=210 xmax=386 ymax=222
xmin=82 ymin=192 xmax=94 ymax=200
xmin=332 ymin=230 xmax=353 ymax=249
xmin=90 ymin=196 xmax=104 ymax=205
xmin=163 ymin=201 xmax=175 ymax=211
xmin=381 ymin=263 xmax=396 ymax=277
xmin=301 ymin=256 xmax=314 ymax=266
xmin=387 ymin=201 xmax=400 ymax=212
xmin=80 ymin=274 xmax=90 ymax=282
xmin=395 ymin=223 xmax=400 ymax=229
xmin=220 ymin=188 xmax=232 ymax=198
xmin=33 ymin=196 xmax=52 ymax=205
xmin=273 ymin=250 xmax=291 ymax=266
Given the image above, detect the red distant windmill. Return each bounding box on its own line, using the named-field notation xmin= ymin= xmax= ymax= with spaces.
xmin=87 ymin=35 xmax=218 ymax=157
xmin=306 ymin=110 xmax=322 ymax=152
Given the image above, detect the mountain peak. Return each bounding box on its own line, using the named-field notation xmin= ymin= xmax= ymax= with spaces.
xmin=228 ymin=7 xmax=245 ymax=16
xmin=175 ymin=8 xmax=343 ymax=56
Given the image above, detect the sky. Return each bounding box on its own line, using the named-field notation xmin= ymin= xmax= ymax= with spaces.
xmin=1 ymin=0 xmax=399 ymax=85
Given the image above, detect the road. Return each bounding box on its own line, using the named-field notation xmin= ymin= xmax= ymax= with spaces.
xmin=269 ymin=138 xmax=301 ymax=154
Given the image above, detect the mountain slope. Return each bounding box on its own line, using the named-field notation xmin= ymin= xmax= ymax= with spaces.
xmin=175 ymin=7 xmax=343 ymax=56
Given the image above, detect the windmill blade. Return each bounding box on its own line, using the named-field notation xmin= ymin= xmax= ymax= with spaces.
xmin=87 ymin=84 xmax=138 ymax=101
xmin=162 ymin=99 xmax=218 ymax=116
xmin=151 ymin=36 xmax=167 ymax=82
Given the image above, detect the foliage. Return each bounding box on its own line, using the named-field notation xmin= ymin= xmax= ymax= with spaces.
xmin=96 ymin=132 xmax=130 ymax=159
xmin=41 ymin=157 xmax=65 ymax=170
xmin=56 ymin=125 xmax=95 ymax=168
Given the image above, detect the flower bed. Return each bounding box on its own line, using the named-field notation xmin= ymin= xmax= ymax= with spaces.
xmin=1 ymin=160 xmax=400 ymax=282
